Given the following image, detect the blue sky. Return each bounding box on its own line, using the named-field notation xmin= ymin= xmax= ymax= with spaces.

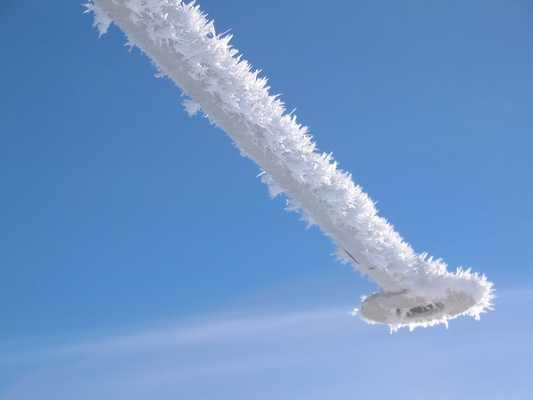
xmin=1 ymin=0 xmax=532 ymax=398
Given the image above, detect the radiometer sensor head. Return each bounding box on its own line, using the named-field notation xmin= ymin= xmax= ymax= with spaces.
xmin=359 ymin=289 xmax=477 ymax=331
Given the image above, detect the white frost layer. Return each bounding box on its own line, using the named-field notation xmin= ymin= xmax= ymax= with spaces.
xmin=87 ymin=0 xmax=494 ymax=330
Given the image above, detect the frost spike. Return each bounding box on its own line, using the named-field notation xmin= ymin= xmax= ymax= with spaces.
xmin=87 ymin=0 xmax=494 ymax=331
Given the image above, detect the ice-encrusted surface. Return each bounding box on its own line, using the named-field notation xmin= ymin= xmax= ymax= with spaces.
xmin=87 ymin=0 xmax=494 ymax=330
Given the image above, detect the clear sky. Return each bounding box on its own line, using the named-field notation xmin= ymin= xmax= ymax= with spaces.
xmin=1 ymin=1 xmax=532 ymax=399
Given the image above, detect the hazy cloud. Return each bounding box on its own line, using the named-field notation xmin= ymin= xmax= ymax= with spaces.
xmin=1 ymin=287 xmax=532 ymax=400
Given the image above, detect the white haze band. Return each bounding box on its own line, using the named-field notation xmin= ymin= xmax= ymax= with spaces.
xmin=86 ymin=0 xmax=494 ymax=330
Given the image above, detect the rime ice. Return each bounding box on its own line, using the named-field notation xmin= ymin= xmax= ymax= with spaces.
xmin=87 ymin=0 xmax=494 ymax=331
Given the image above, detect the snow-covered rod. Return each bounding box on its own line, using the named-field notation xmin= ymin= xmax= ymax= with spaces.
xmin=87 ymin=0 xmax=494 ymax=330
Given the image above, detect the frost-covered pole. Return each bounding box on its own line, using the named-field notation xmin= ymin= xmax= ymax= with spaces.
xmin=86 ymin=0 xmax=494 ymax=330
